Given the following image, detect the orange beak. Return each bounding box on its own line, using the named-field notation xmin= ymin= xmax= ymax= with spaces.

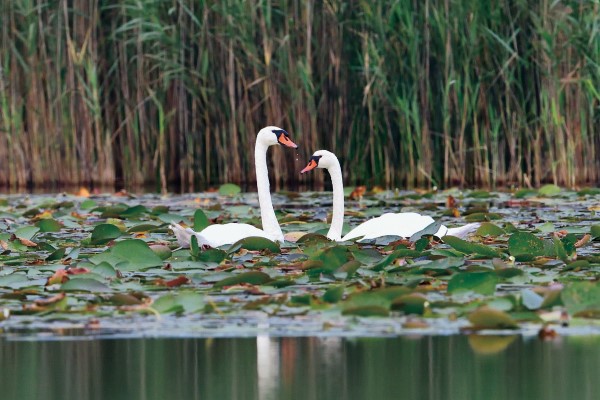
xmin=301 ymin=160 xmax=318 ymax=174
xmin=278 ymin=134 xmax=298 ymax=148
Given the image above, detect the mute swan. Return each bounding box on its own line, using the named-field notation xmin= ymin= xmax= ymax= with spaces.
xmin=170 ymin=126 xmax=298 ymax=248
xmin=300 ymin=150 xmax=479 ymax=241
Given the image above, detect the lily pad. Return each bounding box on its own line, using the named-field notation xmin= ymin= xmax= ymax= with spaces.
xmin=442 ymin=236 xmax=502 ymax=258
xmin=90 ymin=224 xmax=122 ymax=245
xmin=219 ymin=183 xmax=241 ymax=196
xmin=447 ymin=271 xmax=498 ymax=295
xmin=538 ymin=184 xmax=561 ymax=197
xmin=90 ymin=239 xmax=163 ymax=271
xmin=228 ymin=237 xmax=280 ymax=253
xmin=36 ymin=219 xmax=62 ymax=232
xmin=561 ymin=282 xmax=600 ymax=316
xmin=61 ymin=278 xmax=112 ymax=293
xmin=213 ymin=271 xmax=271 ymax=288
xmin=467 ymin=306 xmax=518 ymax=329
xmin=508 ymin=232 xmax=545 ymax=261
xmin=476 ymin=222 xmax=505 ymax=237
xmin=194 ymin=209 xmax=210 ymax=231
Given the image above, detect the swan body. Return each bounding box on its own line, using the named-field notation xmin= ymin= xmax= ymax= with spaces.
xmin=300 ymin=150 xmax=479 ymax=242
xmin=171 ymin=223 xmax=278 ymax=248
xmin=171 ymin=126 xmax=297 ymax=248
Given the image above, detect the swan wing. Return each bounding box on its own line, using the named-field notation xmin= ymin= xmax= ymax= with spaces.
xmin=342 ymin=212 xmax=437 ymax=241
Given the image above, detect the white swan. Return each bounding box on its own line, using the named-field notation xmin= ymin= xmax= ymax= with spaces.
xmin=300 ymin=150 xmax=479 ymax=241
xmin=170 ymin=126 xmax=298 ymax=248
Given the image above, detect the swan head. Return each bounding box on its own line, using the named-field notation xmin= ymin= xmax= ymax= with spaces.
xmin=257 ymin=126 xmax=298 ymax=148
xmin=301 ymin=150 xmax=337 ymax=173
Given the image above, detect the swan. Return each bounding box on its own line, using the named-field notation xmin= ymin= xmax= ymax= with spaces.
xmin=300 ymin=150 xmax=479 ymax=241
xmin=170 ymin=126 xmax=298 ymax=248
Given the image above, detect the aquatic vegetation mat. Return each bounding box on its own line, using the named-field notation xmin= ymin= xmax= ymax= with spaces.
xmin=1 ymin=186 xmax=600 ymax=338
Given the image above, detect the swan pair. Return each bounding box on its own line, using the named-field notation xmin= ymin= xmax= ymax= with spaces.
xmin=171 ymin=127 xmax=478 ymax=248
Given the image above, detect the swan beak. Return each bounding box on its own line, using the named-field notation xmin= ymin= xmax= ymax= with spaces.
xmin=278 ymin=135 xmax=298 ymax=148
xmin=301 ymin=160 xmax=318 ymax=174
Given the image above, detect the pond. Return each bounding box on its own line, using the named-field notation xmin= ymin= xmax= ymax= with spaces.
xmin=1 ymin=186 xmax=600 ymax=398
xmin=1 ymin=335 xmax=598 ymax=400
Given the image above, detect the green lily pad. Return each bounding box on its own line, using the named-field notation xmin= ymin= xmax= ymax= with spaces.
xmin=90 ymin=224 xmax=122 ymax=245
xmin=467 ymin=306 xmax=518 ymax=329
xmin=322 ymin=286 xmax=344 ymax=303
xmin=90 ymin=239 xmax=163 ymax=271
xmin=61 ymin=278 xmax=112 ymax=293
xmin=447 ymin=271 xmax=498 ymax=295
xmin=591 ymin=225 xmax=600 ymax=240
xmin=228 ymin=237 xmax=280 ymax=253
xmin=218 ymin=183 xmax=241 ymax=196
xmin=194 ymin=209 xmax=210 ymax=231
xmin=508 ymin=232 xmax=545 ymax=261
xmin=153 ymin=292 xmax=204 ymax=314
xmin=35 ymin=219 xmax=62 ymax=232
xmin=442 ymin=236 xmax=502 ymax=258
xmin=561 ymin=282 xmax=600 ymax=316
xmin=476 ymin=222 xmax=505 ymax=237
xmin=213 ymin=271 xmax=271 ymax=288
xmin=15 ymin=226 xmax=40 ymax=240
xmin=538 ymin=184 xmax=561 ymax=197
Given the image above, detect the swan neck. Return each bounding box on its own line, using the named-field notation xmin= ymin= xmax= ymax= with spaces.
xmin=255 ymin=141 xmax=283 ymax=241
xmin=327 ymin=160 xmax=344 ymax=241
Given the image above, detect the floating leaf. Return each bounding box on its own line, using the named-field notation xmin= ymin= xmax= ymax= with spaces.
xmin=514 ymin=189 xmax=537 ymax=199
xmin=465 ymin=213 xmax=502 ymax=222
xmin=150 ymin=244 xmax=172 ymax=260
xmin=90 ymin=224 xmax=122 ymax=245
xmin=391 ymin=293 xmax=428 ymax=315
xmin=442 ymin=236 xmax=502 ymax=258
xmin=521 ymin=289 xmax=544 ymax=310
xmin=35 ymin=219 xmax=61 ymax=232
xmin=213 ymin=271 xmax=271 ymax=288
xmin=467 ymin=306 xmax=518 ymax=329
xmin=14 ymin=226 xmax=40 ymax=240
xmin=218 ymin=183 xmax=241 ymax=196
xmin=322 ymin=286 xmax=344 ymax=303
xmin=308 ymin=246 xmax=351 ymax=274
xmin=194 ymin=209 xmax=210 ymax=231
xmin=409 ymin=220 xmax=443 ymax=242
xmin=508 ymin=232 xmax=545 ymax=261
xmin=591 ymin=225 xmax=600 ymax=240
xmin=61 ymin=278 xmax=112 ymax=293
xmin=120 ymin=205 xmax=147 ymax=218
xmin=476 ymin=222 xmax=505 ymax=237
xmin=152 ymin=294 xmax=184 ymax=314
xmin=46 ymin=247 xmax=66 ymax=261
xmin=538 ymin=184 xmax=561 ymax=197
xmin=447 ymin=271 xmax=498 ymax=295
xmin=90 ymin=239 xmax=163 ymax=271
xmin=561 ymin=282 xmax=600 ymax=316
xmin=228 ymin=237 xmax=280 ymax=253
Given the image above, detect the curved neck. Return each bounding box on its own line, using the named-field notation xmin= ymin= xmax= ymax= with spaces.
xmin=326 ymin=159 xmax=345 ymax=241
xmin=255 ymin=141 xmax=283 ymax=241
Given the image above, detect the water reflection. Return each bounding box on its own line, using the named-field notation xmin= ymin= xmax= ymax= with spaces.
xmin=0 ymin=335 xmax=598 ymax=400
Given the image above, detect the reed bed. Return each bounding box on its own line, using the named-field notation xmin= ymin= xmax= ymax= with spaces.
xmin=0 ymin=0 xmax=598 ymax=190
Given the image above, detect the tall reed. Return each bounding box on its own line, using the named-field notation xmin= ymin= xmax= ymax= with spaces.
xmin=0 ymin=0 xmax=598 ymax=190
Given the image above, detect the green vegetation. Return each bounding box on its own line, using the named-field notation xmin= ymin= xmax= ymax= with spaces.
xmin=1 ymin=187 xmax=600 ymax=335
xmin=0 ymin=0 xmax=599 ymax=189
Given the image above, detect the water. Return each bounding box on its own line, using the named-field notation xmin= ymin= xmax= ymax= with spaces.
xmin=1 ymin=335 xmax=598 ymax=400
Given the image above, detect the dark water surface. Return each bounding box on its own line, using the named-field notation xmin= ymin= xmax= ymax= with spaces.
xmin=0 ymin=335 xmax=598 ymax=400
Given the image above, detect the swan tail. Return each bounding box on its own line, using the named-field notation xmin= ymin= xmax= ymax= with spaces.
xmin=169 ymin=223 xmax=196 ymax=248
xmin=445 ymin=223 xmax=480 ymax=239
